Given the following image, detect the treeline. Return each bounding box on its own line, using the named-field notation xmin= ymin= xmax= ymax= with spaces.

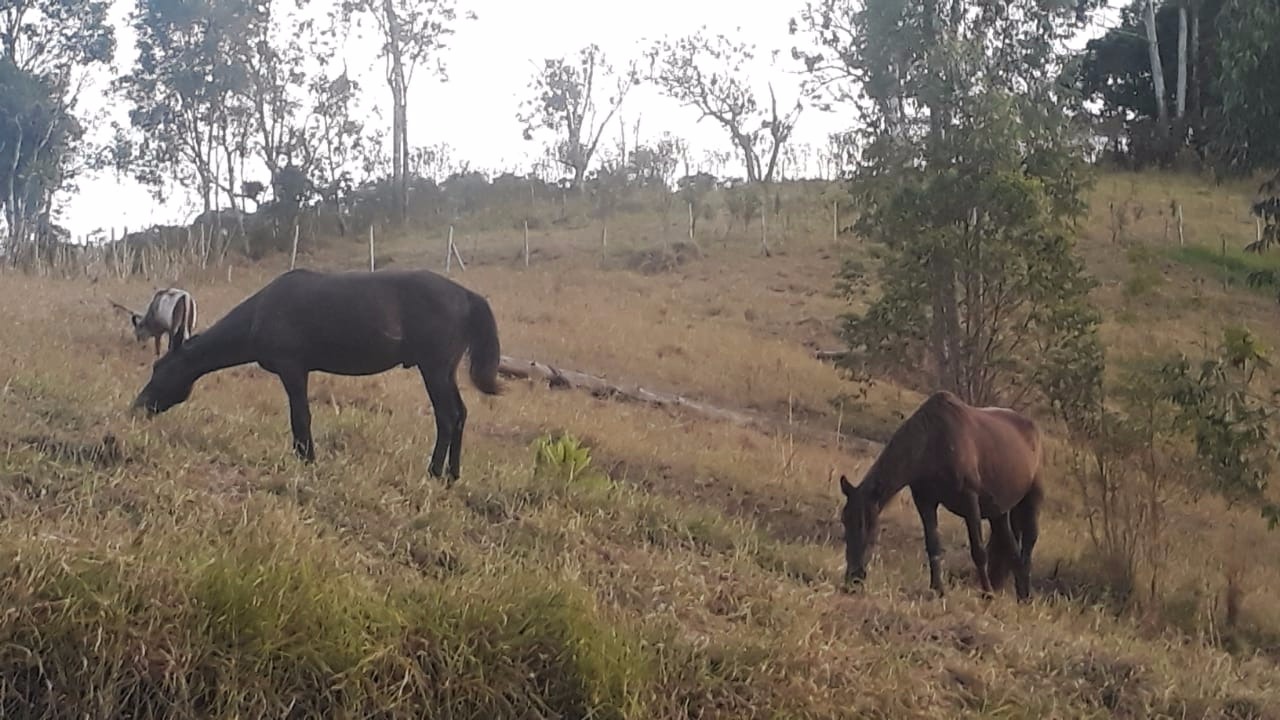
xmin=1080 ymin=0 xmax=1280 ymax=177
xmin=3 ymin=0 xmax=1277 ymax=265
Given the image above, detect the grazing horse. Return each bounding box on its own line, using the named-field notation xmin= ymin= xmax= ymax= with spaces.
xmin=130 ymin=268 xmax=503 ymax=483
xmin=110 ymin=288 xmax=198 ymax=356
xmin=838 ymin=390 xmax=1044 ymax=602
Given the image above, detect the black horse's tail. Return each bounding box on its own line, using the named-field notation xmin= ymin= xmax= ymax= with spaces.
xmin=465 ymin=292 xmax=503 ymax=396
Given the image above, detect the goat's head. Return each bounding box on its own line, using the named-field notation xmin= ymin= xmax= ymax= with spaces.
xmin=129 ymin=313 xmax=150 ymax=342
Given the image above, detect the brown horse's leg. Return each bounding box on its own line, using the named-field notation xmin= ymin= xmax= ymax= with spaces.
xmin=987 ymin=514 xmax=1021 ymax=595
xmin=1013 ymin=491 xmax=1041 ymax=603
xmin=419 ymin=367 xmax=459 ymax=482
xmin=154 ymin=335 xmax=161 ymax=356
xmin=912 ymin=494 xmax=945 ymax=596
xmin=961 ymin=491 xmax=994 ymax=596
xmin=278 ymin=369 xmax=315 ymax=462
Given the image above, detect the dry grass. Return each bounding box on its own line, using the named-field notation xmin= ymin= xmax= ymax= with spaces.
xmin=0 ymin=169 xmax=1277 ymax=717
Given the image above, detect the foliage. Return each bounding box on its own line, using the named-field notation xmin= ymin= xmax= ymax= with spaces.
xmin=532 ymin=432 xmax=594 ymax=484
xmin=1157 ymin=338 xmax=1276 ymax=513
xmin=518 ymin=44 xmax=638 ymax=190
xmin=646 ymin=31 xmax=800 ymax=184
xmin=0 ymin=0 xmax=113 ymax=258
xmin=626 ymin=134 xmax=681 ymax=191
xmin=1076 ymin=0 xmax=1224 ymax=167
xmin=1211 ymin=0 xmax=1280 ymax=174
xmin=723 ymin=180 xmax=762 ymax=232
xmin=0 ymin=59 xmax=82 ymax=257
xmin=1067 ymin=357 xmax=1210 ymax=605
xmin=114 ymin=0 xmax=261 ymax=210
xmin=1077 ymin=0 xmax=1280 ymax=175
xmin=0 ymin=0 xmax=114 ymax=78
xmin=799 ymin=0 xmax=1106 ymax=410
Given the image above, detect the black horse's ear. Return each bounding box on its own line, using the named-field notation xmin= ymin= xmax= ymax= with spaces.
xmin=839 ymin=475 xmax=855 ymax=497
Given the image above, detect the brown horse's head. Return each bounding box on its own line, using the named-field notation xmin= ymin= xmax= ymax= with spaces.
xmin=839 ymin=474 xmax=880 ymax=588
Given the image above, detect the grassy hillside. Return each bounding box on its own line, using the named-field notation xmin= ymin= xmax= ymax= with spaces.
xmin=0 ymin=169 xmax=1278 ymax=718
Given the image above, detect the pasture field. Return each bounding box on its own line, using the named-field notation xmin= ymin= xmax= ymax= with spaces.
xmin=0 ymin=170 xmax=1278 ymax=718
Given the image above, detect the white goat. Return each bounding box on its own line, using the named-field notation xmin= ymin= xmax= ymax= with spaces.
xmin=110 ymin=288 xmax=198 ymax=356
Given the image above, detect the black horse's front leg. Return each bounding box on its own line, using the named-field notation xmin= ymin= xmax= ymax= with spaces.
xmin=278 ymin=370 xmax=315 ymax=462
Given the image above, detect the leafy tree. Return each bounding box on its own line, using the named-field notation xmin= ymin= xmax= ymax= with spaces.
xmin=340 ymin=0 xmax=473 ymax=223
xmin=646 ymin=31 xmax=801 ymax=184
xmin=115 ymin=0 xmax=260 ymax=213
xmin=304 ymin=66 xmax=374 ymax=236
xmin=517 ymin=44 xmax=637 ymax=191
xmin=676 ymin=171 xmax=716 ymax=240
xmin=796 ymin=0 xmax=1106 ymax=411
xmin=0 ymin=60 xmax=79 ymax=257
xmin=0 ymin=0 xmax=113 ymax=258
xmin=240 ymin=0 xmax=310 ymax=208
xmin=1157 ymin=328 xmax=1278 ymax=527
xmin=1078 ymin=0 xmax=1227 ymax=167
xmin=1210 ymin=0 xmax=1280 ymax=175
xmin=627 ymin=134 xmax=680 ymax=189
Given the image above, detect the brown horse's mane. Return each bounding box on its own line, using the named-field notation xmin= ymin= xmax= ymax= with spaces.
xmin=861 ymin=391 xmax=966 ymax=507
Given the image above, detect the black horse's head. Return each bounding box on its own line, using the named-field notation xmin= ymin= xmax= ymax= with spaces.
xmin=839 ymin=474 xmax=881 ymax=589
xmin=131 ymin=340 xmax=197 ymax=415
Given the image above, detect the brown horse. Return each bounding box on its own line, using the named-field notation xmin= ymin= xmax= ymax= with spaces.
xmin=838 ymin=390 xmax=1044 ymax=602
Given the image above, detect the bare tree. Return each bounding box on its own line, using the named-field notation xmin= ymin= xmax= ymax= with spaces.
xmin=518 ymin=44 xmax=637 ymax=190
xmin=646 ymin=32 xmax=801 ymax=184
xmin=341 ymin=0 xmax=473 ymax=222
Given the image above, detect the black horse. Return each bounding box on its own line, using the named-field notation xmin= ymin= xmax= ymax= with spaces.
xmin=132 ymin=268 xmax=503 ymax=483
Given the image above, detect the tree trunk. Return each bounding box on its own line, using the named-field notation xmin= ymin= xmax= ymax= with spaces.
xmin=397 ymin=94 xmax=409 ymax=221
xmin=1176 ymin=3 xmax=1188 ymax=120
xmin=382 ymin=0 xmax=408 ymax=224
xmin=1189 ymin=1 xmax=1201 ymax=125
xmin=1144 ymin=0 xmax=1170 ymax=133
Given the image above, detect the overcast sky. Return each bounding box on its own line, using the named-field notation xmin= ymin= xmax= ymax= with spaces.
xmin=59 ymin=0 xmax=1124 ymax=241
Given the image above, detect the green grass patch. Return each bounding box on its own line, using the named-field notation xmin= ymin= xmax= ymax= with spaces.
xmin=1167 ymin=244 xmax=1280 ymax=294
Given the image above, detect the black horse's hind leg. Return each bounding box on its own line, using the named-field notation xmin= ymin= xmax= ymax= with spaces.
xmin=278 ymin=369 xmax=315 ymax=462
xmin=447 ymin=384 xmax=467 ymax=482
xmin=419 ymin=367 xmax=459 ymax=482
xmin=961 ymin=490 xmax=994 ymax=596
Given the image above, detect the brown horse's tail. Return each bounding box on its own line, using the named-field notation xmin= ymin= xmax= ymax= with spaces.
xmin=465 ymin=292 xmax=503 ymax=396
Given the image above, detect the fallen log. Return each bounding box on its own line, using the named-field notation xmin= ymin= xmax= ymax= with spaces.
xmin=497 ymin=355 xmax=764 ymax=429
xmin=813 ymin=349 xmax=847 ymax=362
xmin=495 ymin=354 xmax=882 ymax=456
